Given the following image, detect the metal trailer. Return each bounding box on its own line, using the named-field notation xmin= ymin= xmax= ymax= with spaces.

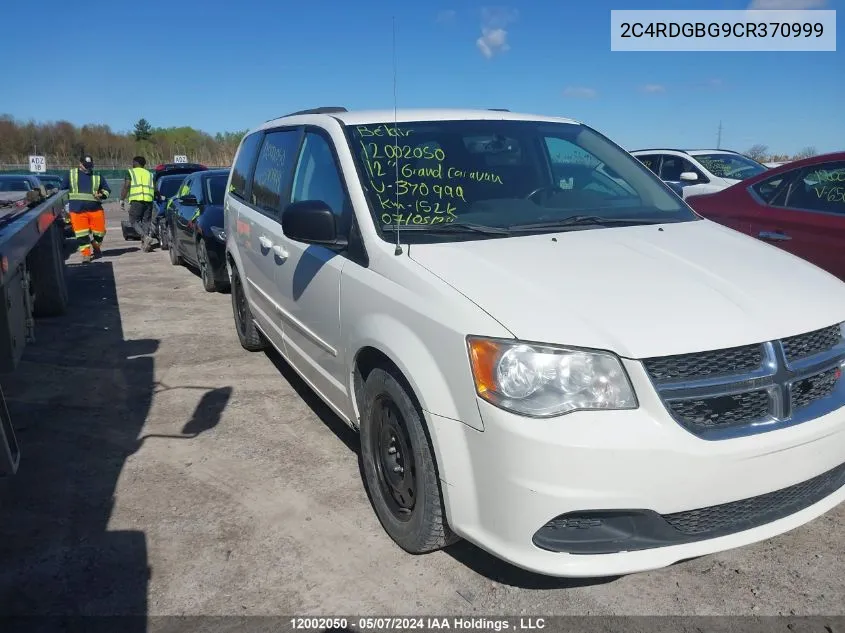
xmin=0 ymin=189 xmax=70 ymax=477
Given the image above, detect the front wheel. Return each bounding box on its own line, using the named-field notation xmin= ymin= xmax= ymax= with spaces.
xmin=197 ymin=238 xmax=217 ymax=293
xmin=359 ymin=367 xmax=457 ymax=554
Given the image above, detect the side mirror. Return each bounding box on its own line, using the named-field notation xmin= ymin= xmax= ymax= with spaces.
xmin=679 ymin=171 xmax=699 ymax=182
xmin=282 ymin=200 xmax=347 ymax=247
xmin=180 ymin=194 xmax=198 ymax=206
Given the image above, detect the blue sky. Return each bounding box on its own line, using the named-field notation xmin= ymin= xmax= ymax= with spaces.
xmin=1 ymin=0 xmax=841 ymax=155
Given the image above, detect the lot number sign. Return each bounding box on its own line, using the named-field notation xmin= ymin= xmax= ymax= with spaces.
xmin=174 ymin=155 xmax=188 ymax=164
xmin=29 ymin=155 xmax=46 ymax=173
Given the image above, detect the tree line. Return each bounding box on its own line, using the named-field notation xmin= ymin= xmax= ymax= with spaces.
xmin=743 ymin=144 xmax=818 ymax=163
xmin=0 ymin=116 xmax=247 ymax=168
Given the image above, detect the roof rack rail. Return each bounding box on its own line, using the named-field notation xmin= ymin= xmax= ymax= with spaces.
xmin=488 ymin=108 xmax=510 ymax=111
xmin=280 ymin=107 xmax=348 ymax=118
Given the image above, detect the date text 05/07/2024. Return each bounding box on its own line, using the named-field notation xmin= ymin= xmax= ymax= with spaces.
xmin=289 ymin=617 xmax=548 ymax=631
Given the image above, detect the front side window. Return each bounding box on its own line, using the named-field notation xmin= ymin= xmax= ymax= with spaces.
xmin=635 ymin=154 xmax=661 ymax=176
xmin=205 ymin=173 xmax=229 ymax=205
xmin=188 ymin=175 xmax=204 ymax=201
xmin=751 ymin=171 xmax=793 ymax=205
xmin=660 ymin=155 xmax=703 ymax=182
xmin=783 ymin=162 xmax=845 ymax=214
xmin=291 ymin=132 xmax=348 ymax=217
xmin=694 ymin=153 xmax=767 ymax=181
xmin=250 ymin=130 xmax=301 ymax=215
xmin=346 ymin=120 xmax=696 ymax=243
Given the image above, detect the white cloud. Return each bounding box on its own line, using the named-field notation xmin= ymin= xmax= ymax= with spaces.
xmin=641 ymin=84 xmax=666 ymax=93
xmin=436 ymin=9 xmax=456 ymax=25
xmin=476 ymin=7 xmax=518 ymax=58
xmin=748 ymin=0 xmax=826 ymax=8
xmin=563 ymin=86 xmax=598 ymax=99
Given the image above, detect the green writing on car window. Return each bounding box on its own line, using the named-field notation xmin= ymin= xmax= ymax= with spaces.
xmin=354 ymin=124 xmax=505 ymax=224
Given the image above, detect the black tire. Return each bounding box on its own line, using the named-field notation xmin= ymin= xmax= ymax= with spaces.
xmin=359 ymin=367 xmax=457 ymax=554
xmin=160 ymin=223 xmax=170 ymax=250
xmin=230 ymin=264 xmax=265 ymax=352
xmin=30 ymin=222 xmax=69 ymax=318
xmin=197 ymin=238 xmax=217 ymax=293
xmin=168 ymin=224 xmax=182 ymax=266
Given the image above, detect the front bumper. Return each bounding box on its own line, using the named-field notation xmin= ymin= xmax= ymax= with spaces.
xmin=431 ymin=359 xmax=845 ymax=578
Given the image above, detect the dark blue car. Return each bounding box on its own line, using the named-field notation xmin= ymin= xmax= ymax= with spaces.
xmin=165 ymin=168 xmax=230 ymax=292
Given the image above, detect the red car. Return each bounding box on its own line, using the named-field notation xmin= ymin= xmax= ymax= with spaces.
xmin=686 ymin=152 xmax=845 ymax=280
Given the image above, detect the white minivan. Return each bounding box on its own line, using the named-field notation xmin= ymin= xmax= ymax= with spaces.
xmin=223 ymin=108 xmax=845 ymax=578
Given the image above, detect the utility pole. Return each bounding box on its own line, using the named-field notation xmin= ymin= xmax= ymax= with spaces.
xmin=716 ymin=121 xmax=722 ymax=149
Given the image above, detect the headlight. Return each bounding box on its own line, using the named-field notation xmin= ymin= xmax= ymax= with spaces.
xmin=210 ymin=226 xmax=226 ymax=242
xmin=467 ymin=336 xmax=637 ymax=417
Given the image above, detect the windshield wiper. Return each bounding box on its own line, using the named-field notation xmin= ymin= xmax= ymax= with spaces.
xmin=508 ymin=215 xmax=667 ymax=231
xmin=381 ymin=222 xmax=510 ymax=235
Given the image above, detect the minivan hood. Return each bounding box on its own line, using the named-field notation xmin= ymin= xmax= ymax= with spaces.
xmin=408 ymin=220 xmax=845 ymax=359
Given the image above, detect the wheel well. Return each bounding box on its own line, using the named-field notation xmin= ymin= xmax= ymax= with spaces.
xmin=353 ymin=346 xmax=450 ymax=505
xmin=353 ymin=347 xmax=425 ymax=428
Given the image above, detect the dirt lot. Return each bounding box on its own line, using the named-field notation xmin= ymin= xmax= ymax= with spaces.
xmin=0 ymin=200 xmax=843 ymax=616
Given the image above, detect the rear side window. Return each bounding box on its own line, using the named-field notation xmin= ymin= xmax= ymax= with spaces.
xmin=229 ymin=132 xmax=262 ymax=201
xmin=250 ymin=129 xmax=302 ymax=215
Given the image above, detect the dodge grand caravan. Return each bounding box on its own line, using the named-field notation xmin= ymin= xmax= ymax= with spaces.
xmin=223 ymin=107 xmax=845 ymax=578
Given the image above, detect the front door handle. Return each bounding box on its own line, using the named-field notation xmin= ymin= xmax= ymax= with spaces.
xmin=258 ymin=235 xmax=273 ymax=250
xmin=758 ymin=230 xmax=791 ymax=241
xmin=272 ymin=244 xmax=288 ymax=260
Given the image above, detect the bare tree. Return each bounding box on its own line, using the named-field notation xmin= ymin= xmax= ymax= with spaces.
xmin=794 ymin=146 xmax=818 ymax=160
xmin=745 ymin=144 xmax=769 ymax=161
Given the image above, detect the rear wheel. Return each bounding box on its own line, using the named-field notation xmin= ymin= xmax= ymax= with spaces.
xmin=230 ymin=264 xmax=265 ymax=352
xmin=359 ymin=367 xmax=457 ymax=553
xmin=168 ymin=224 xmax=182 ymax=266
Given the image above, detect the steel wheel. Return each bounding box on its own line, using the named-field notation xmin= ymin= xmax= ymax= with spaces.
xmin=371 ymin=395 xmax=416 ymax=520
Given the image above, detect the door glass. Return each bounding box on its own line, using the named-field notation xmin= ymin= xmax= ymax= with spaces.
xmin=230 ymin=132 xmax=263 ymax=201
xmin=291 ymin=132 xmax=349 ymax=219
xmin=659 ymin=156 xmax=683 ymax=181
xmin=635 ymin=155 xmax=661 ymax=176
xmin=250 ymin=130 xmax=301 ymax=215
xmin=784 ymin=162 xmax=845 ymax=214
xmin=752 ymin=171 xmax=793 ymax=205
xmin=189 ymin=175 xmax=204 ymax=201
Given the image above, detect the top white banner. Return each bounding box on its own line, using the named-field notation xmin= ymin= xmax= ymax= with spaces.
xmin=610 ymin=10 xmax=836 ymax=51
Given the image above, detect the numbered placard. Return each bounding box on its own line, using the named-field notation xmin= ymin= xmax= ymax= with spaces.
xmin=173 ymin=155 xmax=188 ymax=164
xmin=29 ymin=155 xmax=46 ymax=173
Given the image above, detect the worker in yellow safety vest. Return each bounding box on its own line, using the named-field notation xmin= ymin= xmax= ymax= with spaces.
xmin=120 ymin=156 xmax=156 ymax=252
xmin=61 ymin=155 xmax=110 ymax=263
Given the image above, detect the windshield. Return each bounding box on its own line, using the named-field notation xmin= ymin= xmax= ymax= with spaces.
xmin=205 ymin=173 xmax=229 ymax=204
xmin=346 ymin=120 xmax=696 ymax=242
xmin=694 ymin=153 xmax=767 ymax=180
xmin=157 ymin=176 xmax=185 ymax=199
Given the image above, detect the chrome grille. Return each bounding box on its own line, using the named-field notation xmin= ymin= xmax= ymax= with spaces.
xmin=644 ymin=324 xmax=845 ymax=439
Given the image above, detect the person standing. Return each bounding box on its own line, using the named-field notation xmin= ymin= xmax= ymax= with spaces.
xmin=62 ymin=155 xmax=110 ymax=263
xmin=120 ymin=156 xmax=156 ymax=251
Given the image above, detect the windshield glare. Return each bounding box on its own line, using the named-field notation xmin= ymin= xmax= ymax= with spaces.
xmin=694 ymin=153 xmax=767 ymax=180
xmin=205 ymin=174 xmax=228 ymax=204
xmin=346 ymin=120 xmax=696 ymax=241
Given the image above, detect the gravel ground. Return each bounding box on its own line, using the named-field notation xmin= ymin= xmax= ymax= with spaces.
xmin=0 ymin=200 xmax=842 ymax=618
